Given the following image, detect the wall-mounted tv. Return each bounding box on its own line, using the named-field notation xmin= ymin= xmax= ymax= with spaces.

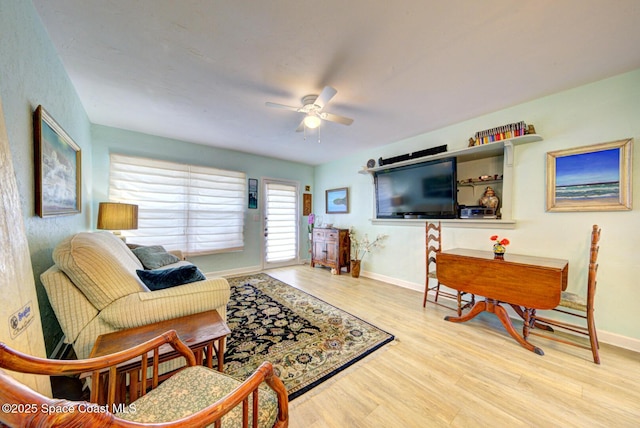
xmin=374 ymin=157 xmax=457 ymax=219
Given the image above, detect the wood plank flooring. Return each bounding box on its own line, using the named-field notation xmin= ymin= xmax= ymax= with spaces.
xmin=266 ymin=265 xmax=640 ymax=428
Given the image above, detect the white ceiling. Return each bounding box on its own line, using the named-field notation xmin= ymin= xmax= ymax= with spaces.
xmin=33 ymin=0 xmax=640 ymax=166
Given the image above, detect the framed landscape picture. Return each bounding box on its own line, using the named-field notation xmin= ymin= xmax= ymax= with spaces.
xmin=326 ymin=187 xmax=349 ymax=214
xmin=546 ymin=138 xmax=632 ymax=212
xmin=34 ymin=105 xmax=82 ymax=217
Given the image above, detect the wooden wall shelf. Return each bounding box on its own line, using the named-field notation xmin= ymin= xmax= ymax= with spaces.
xmin=359 ymin=134 xmax=542 ymax=174
xmin=360 ymin=134 xmax=543 ymax=227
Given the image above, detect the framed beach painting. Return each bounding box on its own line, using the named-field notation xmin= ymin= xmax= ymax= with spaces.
xmin=34 ymin=105 xmax=82 ymax=217
xmin=326 ymin=187 xmax=349 ymax=214
xmin=546 ymin=139 xmax=632 ymax=212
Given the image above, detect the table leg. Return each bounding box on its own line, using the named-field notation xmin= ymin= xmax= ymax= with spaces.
xmin=216 ymin=338 xmax=225 ymax=372
xmin=205 ymin=342 xmax=214 ymax=369
xmin=491 ymin=301 xmax=544 ymax=355
xmin=194 ymin=346 xmax=204 ymax=366
xmin=446 ymin=299 xmax=544 ymax=356
xmin=522 ymin=307 xmax=532 ymax=340
xmin=510 ymin=304 xmax=554 ymax=332
xmin=445 ymin=300 xmax=487 ymax=323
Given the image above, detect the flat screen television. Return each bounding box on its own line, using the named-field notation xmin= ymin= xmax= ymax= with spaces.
xmin=374 ymin=157 xmax=457 ymax=219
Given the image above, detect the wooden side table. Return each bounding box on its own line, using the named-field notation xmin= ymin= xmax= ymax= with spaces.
xmin=89 ymin=309 xmax=231 ymax=404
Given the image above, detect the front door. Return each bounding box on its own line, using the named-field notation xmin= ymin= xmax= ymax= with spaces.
xmin=263 ymin=179 xmax=299 ymax=268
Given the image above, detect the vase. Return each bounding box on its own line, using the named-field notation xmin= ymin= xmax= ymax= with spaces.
xmin=493 ymin=243 xmax=506 ymax=259
xmin=350 ymin=260 xmax=361 ymax=278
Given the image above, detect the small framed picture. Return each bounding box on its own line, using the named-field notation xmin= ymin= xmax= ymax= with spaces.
xmin=34 ymin=105 xmax=82 ymax=217
xmin=326 ymin=187 xmax=349 ymax=214
xmin=248 ymin=178 xmax=258 ymax=209
xmin=303 ymin=193 xmax=312 ymax=216
xmin=546 ymin=138 xmax=632 ymax=212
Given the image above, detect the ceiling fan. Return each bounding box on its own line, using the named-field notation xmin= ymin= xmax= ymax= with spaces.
xmin=265 ymin=86 xmax=354 ymax=132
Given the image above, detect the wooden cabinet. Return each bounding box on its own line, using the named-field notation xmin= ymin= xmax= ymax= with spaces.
xmin=310 ymin=228 xmax=351 ymax=275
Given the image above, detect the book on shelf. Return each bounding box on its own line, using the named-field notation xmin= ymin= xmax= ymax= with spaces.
xmin=471 ymin=121 xmax=533 ymax=146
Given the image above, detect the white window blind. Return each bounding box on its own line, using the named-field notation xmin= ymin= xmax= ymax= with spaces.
xmin=109 ymin=154 xmax=246 ymax=256
xmin=265 ymin=182 xmax=298 ymax=263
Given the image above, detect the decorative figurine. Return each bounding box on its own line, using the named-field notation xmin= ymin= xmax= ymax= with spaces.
xmin=480 ymin=186 xmax=500 ymax=211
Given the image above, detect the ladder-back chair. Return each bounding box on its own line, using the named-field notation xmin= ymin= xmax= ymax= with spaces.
xmin=423 ymin=222 xmax=474 ymax=315
xmin=529 ymin=224 xmax=602 ymax=364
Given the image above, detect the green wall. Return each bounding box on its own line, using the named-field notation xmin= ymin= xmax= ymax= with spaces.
xmin=91 ymin=125 xmax=314 ymax=273
xmin=314 ymin=70 xmax=640 ymax=348
xmin=0 ymin=0 xmax=92 ymax=355
xmin=0 ymin=1 xmax=313 ymax=355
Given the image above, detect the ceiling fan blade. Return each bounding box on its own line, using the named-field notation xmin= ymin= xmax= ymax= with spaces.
xmin=265 ymin=102 xmax=302 ymax=112
xmin=295 ymin=120 xmax=305 ymax=132
xmin=321 ymin=112 xmax=354 ymax=126
xmin=314 ymin=86 xmax=337 ymax=109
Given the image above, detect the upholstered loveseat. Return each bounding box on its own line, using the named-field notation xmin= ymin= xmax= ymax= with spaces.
xmin=41 ymin=231 xmax=230 ymax=360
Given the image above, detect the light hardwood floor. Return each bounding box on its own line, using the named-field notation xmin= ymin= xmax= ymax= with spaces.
xmin=264 ymin=265 xmax=640 ymax=428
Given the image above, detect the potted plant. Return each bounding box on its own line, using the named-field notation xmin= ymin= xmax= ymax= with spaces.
xmin=348 ymin=228 xmax=387 ymax=278
xmin=490 ymin=234 xmax=510 ymax=259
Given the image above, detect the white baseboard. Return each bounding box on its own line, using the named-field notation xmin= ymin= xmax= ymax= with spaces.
xmin=361 ymin=269 xmax=424 ymax=292
xmin=360 ymin=269 xmax=640 ymax=354
xmin=597 ymin=330 xmax=640 ymax=353
xmin=205 ymin=264 xmax=263 ymax=278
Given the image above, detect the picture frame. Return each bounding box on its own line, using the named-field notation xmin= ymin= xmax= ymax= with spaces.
xmin=546 ymin=138 xmax=632 ymax=212
xmin=303 ymin=193 xmax=312 ymax=216
xmin=248 ymin=178 xmax=258 ymax=209
xmin=34 ymin=105 xmax=82 ymax=217
xmin=326 ymin=187 xmax=349 ymax=214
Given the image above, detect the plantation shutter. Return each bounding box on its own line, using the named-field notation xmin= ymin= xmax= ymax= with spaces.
xmin=265 ymin=182 xmax=298 ymax=263
xmin=109 ymin=154 xmax=245 ymax=255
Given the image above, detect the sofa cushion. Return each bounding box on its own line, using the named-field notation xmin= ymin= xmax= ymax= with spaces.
xmin=53 ymin=232 xmax=146 ymax=310
xmin=99 ymin=277 xmax=230 ymax=330
xmin=136 ymin=265 xmax=206 ymax=290
xmin=40 ymin=265 xmax=100 ymax=344
xmin=132 ymin=245 xmax=180 ymax=269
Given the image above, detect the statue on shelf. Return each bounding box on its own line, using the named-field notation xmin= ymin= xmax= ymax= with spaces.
xmin=479 ymin=186 xmax=500 ymax=212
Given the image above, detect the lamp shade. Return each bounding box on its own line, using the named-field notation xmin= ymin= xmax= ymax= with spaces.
xmin=303 ymin=114 xmax=321 ymax=129
xmin=97 ymin=202 xmax=138 ymax=230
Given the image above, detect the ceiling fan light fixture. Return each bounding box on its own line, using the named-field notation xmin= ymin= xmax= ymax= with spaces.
xmin=303 ymin=114 xmax=321 ymax=129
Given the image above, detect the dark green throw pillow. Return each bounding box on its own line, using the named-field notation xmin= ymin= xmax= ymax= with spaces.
xmin=132 ymin=245 xmax=180 ymax=269
xmin=136 ymin=265 xmax=206 ymax=291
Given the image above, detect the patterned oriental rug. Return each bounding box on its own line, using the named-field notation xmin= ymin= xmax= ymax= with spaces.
xmin=223 ymin=273 xmax=395 ymax=400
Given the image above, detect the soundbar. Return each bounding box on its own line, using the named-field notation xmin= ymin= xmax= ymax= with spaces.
xmin=378 ymin=144 xmax=447 ymax=167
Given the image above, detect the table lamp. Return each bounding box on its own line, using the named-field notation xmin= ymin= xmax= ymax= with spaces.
xmin=96 ymin=202 xmax=138 ymax=242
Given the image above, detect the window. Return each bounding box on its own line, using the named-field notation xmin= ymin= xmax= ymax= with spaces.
xmin=108 ymin=154 xmax=246 ymax=256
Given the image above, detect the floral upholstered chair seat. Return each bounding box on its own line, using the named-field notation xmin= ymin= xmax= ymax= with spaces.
xmin=118 ymin=365 xmax=279 ymax=427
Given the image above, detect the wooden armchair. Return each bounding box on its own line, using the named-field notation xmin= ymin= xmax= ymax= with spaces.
xmin=0 ymin=330 xmax=288 ymax=427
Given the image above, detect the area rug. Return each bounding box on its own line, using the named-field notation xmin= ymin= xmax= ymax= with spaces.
xmin=223 ymin=273 xmax=394 ymax=400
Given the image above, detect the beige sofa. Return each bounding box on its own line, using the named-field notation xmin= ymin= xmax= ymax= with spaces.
xmin=41 ymin=231 xmax=230 ymax=360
